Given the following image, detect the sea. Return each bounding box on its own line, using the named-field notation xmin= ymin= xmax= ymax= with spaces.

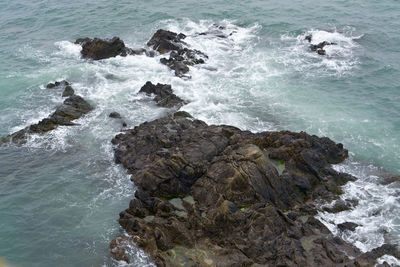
xmin=0 ymin=0 xmax=399 ymax=266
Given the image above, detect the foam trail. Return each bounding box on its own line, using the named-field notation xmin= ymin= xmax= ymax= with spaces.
xmin=317 ymin=159 xmax=400 ymax=254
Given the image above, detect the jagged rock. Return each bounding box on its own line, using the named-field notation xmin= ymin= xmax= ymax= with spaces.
xmin=109 ymin=112 xmax=122 ymax=119
xmin=2 ymin=95 xmax=93 ymax=144
xmin=75 ymin=37 xmax=133 ymax=60
xmin=139 ymin=81 xmax=185 ymax=108
xmin=62 ymin=86 xmax=74 ymax=97
xmin=305 ymin=34 xmax=312 ymax=42
xmin=147 ymin=29 xmax=186 ymax=54
xmin=109 ymin=114 xmax=393 ymax=266
xmin=323 ymin=199 xmax=353 ymax=213
xmin=310 ymin=40 xmax=336 ymax=56
xmin=147 ymin=29 xmax=208 ymax=77
xmin=46 ymin=80 xmax=70 ymax=89
xmin=160 ymin=48 xmax=207 ymax=77
xmin=338 ymin=222 xmax=359 ymax=232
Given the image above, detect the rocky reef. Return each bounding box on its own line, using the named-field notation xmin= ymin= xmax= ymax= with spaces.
xmin=1 ymin=82 xmax=93 ymax=145
xmin=110 ymin=109 xmax=399 ymax=265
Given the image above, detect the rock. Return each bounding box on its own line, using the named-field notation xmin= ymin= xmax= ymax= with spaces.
xmin=76 ymin=37 xmax=132 ymax=60
xmin=139 ymin=81 xmax=185 ymax=108
xmin=110 ymin=113 xmax=390 ymax=266
xmin=46 ymin=80 xmax=70 ymax=89
xmin=62 ymin=86 xmax=74 ymax=97
xmin=323 ymin=199 xmax=353 ymax=213
xmin=109 ymin=112 xmax=122 ymax=119
xmin=147 ymin=29 xmax=208 ymax=77
xmin=147 ymin=29 xmax=186 ymax=54
xmin=110 ymin=235 xmax=131 ymax=263
xmin=310 ymin=41 xmax=335 ymax=56
xmin=305 ymin=34 xmax=312 ymax=42
xmin=2 ymin=95 xmax=93 ymax=144
xmin=338 ymin=222 xmax=359 ymax=232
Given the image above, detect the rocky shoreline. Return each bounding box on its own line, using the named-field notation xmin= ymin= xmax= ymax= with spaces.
xmin=109 ymin=108 xmax=399 ymax=266
xmin=2 ymin=27 xmax=399 ymax=266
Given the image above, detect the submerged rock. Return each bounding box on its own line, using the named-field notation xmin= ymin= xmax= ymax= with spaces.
xmin=309 ymin=40 xmax=336 ymax=56
xmin=139 ymin=81 xmax=185 ymax=108
xmin=338 ymin=222 xmax=359 ymax=232
xmin=109 ymin=113 xmax=393 ymax=266
xmin=75 ymin=37 xmax=135 ymax=60
xmin=1 ymin=95 xmax=93 ymax=144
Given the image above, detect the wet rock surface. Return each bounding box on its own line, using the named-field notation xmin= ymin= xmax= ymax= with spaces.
xmin=62 ymin=85 xmax=75 ymax=97
xmin=46 ymin=80 xmax=70 ymax=89
xmin=109 ymin=112 xmax=122 ymax=119
xmin=139 ymin=81 xmax=185 ymax=108
xmin=75 ymin=37 xmax=139 ymax=60
xmin=1 ymin=95 xmax=93 ymax=145
xmin=305 ymin=34 xmax=336 ymax=56
xmin=147 ymin=29 xmax=208 ymax=77
xmin=110 ymin=112 xmax=396 ymax=266
xmin=338 ymin=222 xmax=359 ymax=232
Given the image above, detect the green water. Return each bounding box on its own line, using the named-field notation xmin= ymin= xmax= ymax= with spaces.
xmin=0 ymin=0 xmax=399 ymax=266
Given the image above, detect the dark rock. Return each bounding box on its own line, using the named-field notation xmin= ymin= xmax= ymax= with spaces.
xmin=173 ymin=111 xmax=192 ymax=118
xmin=2 ymin=95 xmax=93 ymax=144
xmin=310 ymin=41 xmax=335 ymax=55
xmin=147 ymin=29 xmax=186 ymax=54
xmin=77 ymin=37 xmax=132 ymax=60
xmin=110 ymin=113 xmax=387 ymax=266
xmin=160 ymin=48 xmax=207 ymax=77
xmin=323 ymin=199 xmax=352 ymax=213
xmin=46 ymin=80 xmax=70 ymax=89
xmin=139 ymin=81 xmax=185 ymax=108
xmin=338 ymin=222 xmax=359 ymax=232
xmin=46 ymin=83 xmax=56 ymax=89
xmin=109 ymin=112 xmax=122 ymax=119
xmin=147 ymin=29 xmax=208 ymax=77
xmin=62 ymin=86 xmax=74 ymax=97
xmin=305 ymin=34 xmax=312 ymax=42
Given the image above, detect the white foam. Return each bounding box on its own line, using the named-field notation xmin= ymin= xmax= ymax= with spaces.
xmin=376 ymin=255 xmax=400 ymax=267
xmin=278 ymin=27 xmax=362 ymax=76
xmin=317 ymin=159 xmax=400 ymax=253
xmin=53 ymin=41 xmax=82 ymax=59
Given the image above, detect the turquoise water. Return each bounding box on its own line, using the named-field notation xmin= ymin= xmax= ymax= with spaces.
xmin=0 ymin=0 xmax=399 ymax=266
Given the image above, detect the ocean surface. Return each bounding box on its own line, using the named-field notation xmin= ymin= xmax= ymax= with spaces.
xmin=0 ymin=0 xmax=400 ymax=266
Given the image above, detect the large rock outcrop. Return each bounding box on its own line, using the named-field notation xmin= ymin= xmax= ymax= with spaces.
xmin=2 ymin=94 xmax=93 ymax=144
xmin=110 ymin=113 xmax=396 ymax=266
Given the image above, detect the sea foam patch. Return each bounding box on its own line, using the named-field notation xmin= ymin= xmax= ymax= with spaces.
xmin=278 ymin=27 xmax=363 ymax=76
xmin=317 ymin=159 xmax=400 ymax=253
